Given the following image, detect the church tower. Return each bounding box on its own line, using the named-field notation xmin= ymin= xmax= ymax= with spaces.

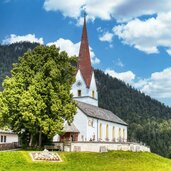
xmin=71 ymin=15 xmax=98 ymax=106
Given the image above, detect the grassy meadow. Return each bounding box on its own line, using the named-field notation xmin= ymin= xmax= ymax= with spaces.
xmin=0 ymin=151 xmax=171 ymax=171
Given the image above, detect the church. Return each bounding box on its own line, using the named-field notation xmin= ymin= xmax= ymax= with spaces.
xmin=54 ymin=16 xmax=128 ymax=143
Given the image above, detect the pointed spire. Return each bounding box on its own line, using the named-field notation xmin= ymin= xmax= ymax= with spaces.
xmin=78 ymin=14 xmax=92 ymax=88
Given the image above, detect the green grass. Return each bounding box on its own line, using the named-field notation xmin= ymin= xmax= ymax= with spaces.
xmin=0 ymin=151 xmax=171 ymax=171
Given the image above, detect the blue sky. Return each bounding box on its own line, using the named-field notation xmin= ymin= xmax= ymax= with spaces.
xmin=1 ymin=0 xmax=171 ymax=106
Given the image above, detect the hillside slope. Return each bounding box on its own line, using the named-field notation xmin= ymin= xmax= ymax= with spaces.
xmin=0 ymin=42 xmax=38 ymax=90
xmin=0 ymin=42 xmax=171 ymax=157
xmin=95 ymin=69 xmax=171 ymax=157
xmin=0 ymin=151 xmax=171 ymax=171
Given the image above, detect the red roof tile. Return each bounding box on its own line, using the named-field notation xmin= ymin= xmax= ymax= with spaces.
xmin=77 ymin=15 xmax=92 ymax=88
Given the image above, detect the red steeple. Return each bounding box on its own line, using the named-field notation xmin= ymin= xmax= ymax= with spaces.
xmin=78 ymin=14 xmax=92 ymax=88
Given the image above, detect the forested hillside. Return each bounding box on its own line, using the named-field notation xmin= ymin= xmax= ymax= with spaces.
xmin=95 ymin=69 xmax=171 ymax=157
xmin=0 ymin=42 xmax=38 ymax=90
xmin=0 ymin=42 xmax=171 ymax=157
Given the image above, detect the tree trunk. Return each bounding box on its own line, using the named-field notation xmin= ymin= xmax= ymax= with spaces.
xmin=39 ymin=129 xmax=42 ymax=147
xmin=29 ymin=134 xmax=33 ymax=147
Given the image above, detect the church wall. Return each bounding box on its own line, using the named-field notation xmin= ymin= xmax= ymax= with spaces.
xmin=97 ymin=120 xmax=127 ymax=142
xmin=71 ymin=70 xmax=89 ymax=98
xmin=87 ymin=117 xmax=98 ymax=141
xmin=71 ymin=70 xmax=98 ymax=106
xmin=73 ymin=108 xmax=88 ymax=141
xmin=88 ymin=72 xmax=98 ymax=102
xmin=81 ymin=115 xmax=127 ymax=142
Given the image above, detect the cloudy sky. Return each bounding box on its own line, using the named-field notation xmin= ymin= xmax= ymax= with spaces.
xmin=1 ymin=0 xmax=171 ymax=106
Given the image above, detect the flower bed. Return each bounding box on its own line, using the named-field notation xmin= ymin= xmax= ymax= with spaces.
xmin=30 ymin=149 xmax=61 ymax=162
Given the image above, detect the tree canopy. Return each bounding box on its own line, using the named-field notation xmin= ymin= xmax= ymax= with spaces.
xmin=0 ymin=45 xmax=77 ymax=147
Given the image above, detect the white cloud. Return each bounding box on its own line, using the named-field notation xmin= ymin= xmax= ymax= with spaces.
xmin=43 ymin=0 xmax=171 ymax=55
xmin=113 ymin=12 xmax=171 ymax=55
xmin=47 ymin=38 xmax=100 ymax=64
xmin=2 ymin=34 xmax=44 ymax=45
xmin=43 ymin=0 xmax=171 ymax=22
xmin=134 ymin=68 xmax=171 ymax=98
xmin=105 ymin=67 xmax=171 ymax=100
xmin=99 ymin=32 xmax=113 ymax=43
xmin=43 ymin=0 xmax=85 ymax=18
xmin=115 ymin=58 xmax=124 ymax=67
xmin=47 ymin=38 xmax=79 ymax=56
xmin=97 ymin=27 xmax=103 ymax=32
xmin=105 ymin=69 xmax=135 ymax=84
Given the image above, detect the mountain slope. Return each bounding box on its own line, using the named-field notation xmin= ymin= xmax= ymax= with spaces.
xmin=0 ymin=42 xmax=171 ymax=157
xmin=0 ymin=42 xmax=38 ymax=90
xmin=95 ymin=69 xmax=171 ymax=157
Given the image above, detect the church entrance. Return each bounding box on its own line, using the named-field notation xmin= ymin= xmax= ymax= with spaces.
xmin=60 ymin=122 xmax=79 ymax=142
xmin=60 ymin=132 xmax=78 ymax=142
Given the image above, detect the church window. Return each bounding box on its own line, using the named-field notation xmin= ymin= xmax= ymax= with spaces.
xmin=78 ymin=90 xmax=81 ymax=97
xmin=1 ymin=135 xmax=3 ymax=142
xmin=88 ymin=119 xmax=94 ymax=127
xmin=123 ymin=129 xmax=125 ymax=140
xmin=4 ymin=136 xmax=6 ymax=143
xmin=112 ymin=126 xmax=115 ymax=141
xmin=119 ymin=128 xmax=122 ymax=142
xmin=92 ymin=90 xmax=95 ymax=98
xmin=106 ymin=124 xmax=109 ymax=140
xmin=99 ymin=123 xmax=102 ymax=139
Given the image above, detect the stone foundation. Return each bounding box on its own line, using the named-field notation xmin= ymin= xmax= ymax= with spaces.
xmin=53 ymin=142 xmax=150 ymax=153
xmin=0 ymin=142 xmax=19 ymax=151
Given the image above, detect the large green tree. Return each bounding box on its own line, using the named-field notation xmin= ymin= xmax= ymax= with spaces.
xmin=0 ymin=45 xmax=77 ymax=147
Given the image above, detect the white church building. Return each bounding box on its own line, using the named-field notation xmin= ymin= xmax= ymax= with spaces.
xmin=54 ymin=16 xmax=128 ymax=143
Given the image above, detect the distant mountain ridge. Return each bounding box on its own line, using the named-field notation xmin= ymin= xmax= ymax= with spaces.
xmin=0 ymin=42 xmax=171 ymax=157
xmin=0 ymin=42 xmax=38 ymax=90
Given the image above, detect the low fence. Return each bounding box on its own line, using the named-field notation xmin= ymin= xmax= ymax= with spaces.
xmin=53 ymin=141 xmax=150 ymax=153
xmin=0 ymin=142 xmax=19 ymax=151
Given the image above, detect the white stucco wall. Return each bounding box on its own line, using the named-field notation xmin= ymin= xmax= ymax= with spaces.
xmin=0 ymin=133 xmax=18 ymax=144
xmin=53 ymin=110 xmax=127 ymax=143
xmin=87 ymin=117 xmax=98 ymax=141
xmin=88 ymin=72 xmax=98 ymax=100
xmin=71 ymin=70 xmax=98 ymax=106
xmin=72 ymin=70 xmax=88 ymax=97
xmin=73 ymin=108 xmax=88 ymax=141
xmin=87 ymin=118 xmax=127 ymax=142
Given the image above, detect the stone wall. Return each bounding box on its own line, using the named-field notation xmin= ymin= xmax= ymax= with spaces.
xmin=0 ymin=142 xmax=19 ymax=151
xmin=70 ymin=142 xmax=150 ymax=152
xmin=53 ymin=141 xmax=150 ymax=153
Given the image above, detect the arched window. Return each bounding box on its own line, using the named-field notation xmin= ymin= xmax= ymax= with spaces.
xmin=78 ymin=90 xmax=81 ymax=96
xmin=119 ymin=128 xmax=121 ymax=142
xmin=99 ymin=123 xmax=102 ymax=140
xmin=106 ymin=124 xmax=109 ymax=140
xmin=123 ymin=129 xmax=125 ymax=141
xmin=112 ymin=126 xmax=115 ymax=141
xmin=92 ymin=90 xmax=95 ymax=98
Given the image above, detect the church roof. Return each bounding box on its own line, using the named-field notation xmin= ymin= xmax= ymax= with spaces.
xmin=77 ymin=15 xmax=92 ymax=88
xmin=63 ymin=123 xmax=79 ymax=133
xmin=77 ymin=101 xmax=128 ymax=126
xmin=0 ymin=129 xmax=16 ymax=134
